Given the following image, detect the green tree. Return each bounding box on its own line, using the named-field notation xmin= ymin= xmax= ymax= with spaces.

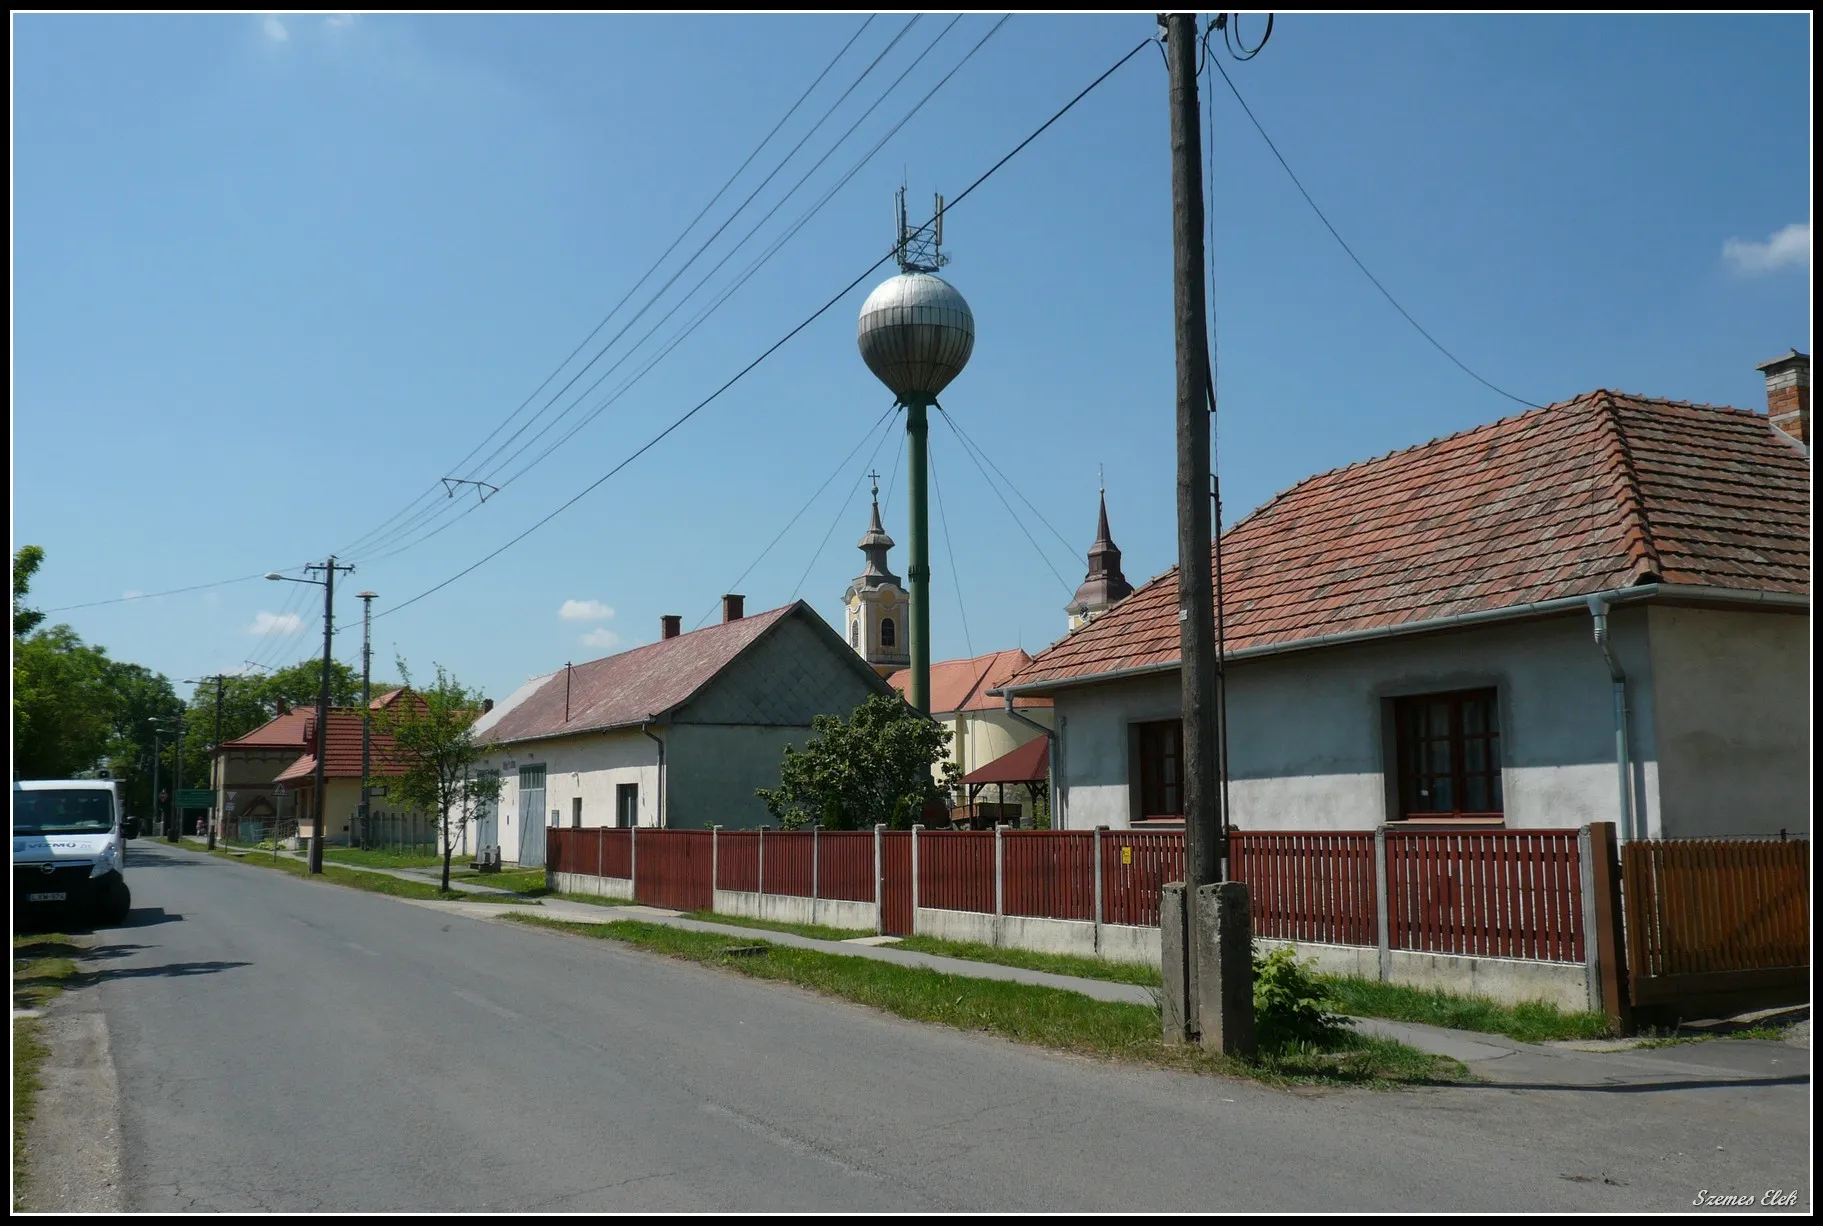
xmin=13 ymin=625 xmax=117 ymax=779
xmin=368 ymin=661 xmax=500 ymax=891
xmin=13 ymin=544 xmax=46 ymax=637
xmin=255 ymin=658 xmax=364 ymax=714
xmin=102 ymin=663 xmax=183 ymax=818
xmin=756 ymin=692 xmax=959 ymax=831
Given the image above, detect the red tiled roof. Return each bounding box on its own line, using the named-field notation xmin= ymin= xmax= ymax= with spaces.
xmin=270 ymin=710 xmax=410 ymax=782
xmin=1006 ymin=392 xmax=1811 ymax=691
xmin=887 ymin=649 xmax=1052 ymax=714
xmin=218 ymin=709 xmax=312 ymax=750
xmin=480 ymin=602 xmax=820 ymax=746
xmin=959 ymin=735 xmax=1050 ymax=785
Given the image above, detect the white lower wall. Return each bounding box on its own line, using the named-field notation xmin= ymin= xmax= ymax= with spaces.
xmin=550 ymin=871 xmax=634 ymax=900
xmin=712 ymin=889 xmax=879 ymax=933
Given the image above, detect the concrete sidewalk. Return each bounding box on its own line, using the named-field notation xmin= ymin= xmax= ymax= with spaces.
xmin=188 ymin=839 xmax=1810 ymax=1087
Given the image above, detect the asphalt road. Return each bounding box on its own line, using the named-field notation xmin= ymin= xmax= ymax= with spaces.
xmin=45 ymin=841 xmax=1810 ymax=1212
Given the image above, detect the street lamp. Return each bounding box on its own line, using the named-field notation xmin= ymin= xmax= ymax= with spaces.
xmin=267 ymin=560 xmax=353 ymax=874
xmin=146 ymin=716 xmax=179 ymax=842
xmin=184 ymin=675 xmax=230 ymax=850
xmin=355 ymin=591 xmax=378 ymax=851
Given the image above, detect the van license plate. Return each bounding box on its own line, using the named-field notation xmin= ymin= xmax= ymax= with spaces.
xmin=28 ymin=892 xmax=67 ymax=903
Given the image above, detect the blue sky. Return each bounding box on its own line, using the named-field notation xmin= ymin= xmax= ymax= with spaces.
xmin=13 ymin=13 xmax=1811 ymax=705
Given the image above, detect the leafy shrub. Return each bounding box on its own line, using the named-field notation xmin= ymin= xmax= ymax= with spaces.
xmin=1252 ymin=943 xmax=1347 ymax=1052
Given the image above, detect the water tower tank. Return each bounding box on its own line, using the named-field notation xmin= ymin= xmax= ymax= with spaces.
xmin=856 ymin=271 xmax=975 ymax=403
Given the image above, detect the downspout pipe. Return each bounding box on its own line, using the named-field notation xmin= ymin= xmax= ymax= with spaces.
xmin=640 ymin=718 xmax=666 ymax=829
xmin=1004 ymin=695 xmax=1061 ymax=830
xmin=1587 ymin=595 xmax=1636 ymax=842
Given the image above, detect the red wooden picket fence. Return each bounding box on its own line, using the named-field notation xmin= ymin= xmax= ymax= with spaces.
xmin=546 ymin=824 xmax=1590 ymax=965
xmin=1384 ymin=829 xmax=1584 ymax=963
xmin=917 ymin=831 xmax=995 ymax=914
xmin=1002 ymin=831 xmax=1096 ymax=922
xmin=1232 ymin=832 xmax=1378 ymax=947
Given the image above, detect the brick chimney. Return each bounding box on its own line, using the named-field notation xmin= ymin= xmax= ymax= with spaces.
xmin=1757 ymin=349 xmax=1810 ymax=444
xmin=481 ymin=698 xmax=494 ymax=714
xmin=661 ymin=614 xmax=682 ymax=640
xmin=722 ymin=594 xmax=745 ymax=623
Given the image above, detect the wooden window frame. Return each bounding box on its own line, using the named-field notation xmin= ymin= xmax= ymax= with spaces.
xmin=615 ymin=782 xmax=638 ymax=830
xmin=879 ymin=616 xmax=897 ymax=649
xmin=1392 ymin=688 xmax=1504 ymax=826
xmin=1134 ymin=718 xmax=1184 ymax=822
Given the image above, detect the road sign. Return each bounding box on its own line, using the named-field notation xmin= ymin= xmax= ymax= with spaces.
xmin=176 ymin=789 xmax=213 ymax=809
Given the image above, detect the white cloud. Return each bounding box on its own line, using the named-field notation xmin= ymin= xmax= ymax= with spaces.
xmin=1722 ymin=222 xmax=1810 ymax=275
xmin=559 ymin=599 xmax=615 ymax=622
xmin=325 ymin=14 xmax=355 ymax=31
xmin=580 ymin=627 xmax=621 ymax=648
xmin=262 ymin=15 xmax=290 ymax=42
xmin=247 ymin=611 xmax=303 ymax=636
xmin=121 ymin=589 xmax=143 ymax=600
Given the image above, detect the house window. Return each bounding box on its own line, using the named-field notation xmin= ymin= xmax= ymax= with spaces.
xmin=571 ymin=797 xmax=582 ymax=828
xmin=1394 ymin=689 xmax=1503 ymax=823
xmin=616 ymin=783 xmax=638 ymax=829
xmin=1135 ymin=719 xmax=1183 ymax=820
xmin=879 ymin=617 xmax=896 ymax=648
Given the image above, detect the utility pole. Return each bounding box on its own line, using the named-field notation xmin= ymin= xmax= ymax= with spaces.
xmin=186 ymin=675 xmax=229 ymax=849
xmin=169 ymin=713 xmax=185 ymax=843
xmin=1161 ymin=11 xmax=1251 ymax=1056
xmin=149 ymin=721 xmax=164 ymax=839
xmin=269 ymin=558 xmax=354 ymax=874
xmin=357 ymin=591 xmax=377 ymax=851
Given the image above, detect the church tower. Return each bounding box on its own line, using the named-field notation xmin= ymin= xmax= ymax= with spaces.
xmin=843 ymin=474 xmax=911 ymax=676
xmin=1067 ymin=487 xmax=1134 ymax=631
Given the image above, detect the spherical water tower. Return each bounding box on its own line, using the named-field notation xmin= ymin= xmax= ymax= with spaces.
xmin=857 ymin=190 xmax=975 ymax=715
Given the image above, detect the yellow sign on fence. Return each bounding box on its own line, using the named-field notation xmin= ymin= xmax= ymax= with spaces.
xmin=1121 ymin=846 xmax=1132 ymax=865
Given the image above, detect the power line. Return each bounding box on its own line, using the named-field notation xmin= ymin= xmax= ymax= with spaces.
xmin=362 ymin=34 xmax=1159 ymax=624
xmin=929 ymin=439 xmax=974 ymax=659
xmin=935 ymin=407 xmax=1074 ymax=596
xmin=937 ymin=407 xmax=1080 ymax=565
xmin=482 ymin=16 xmax=1005 ymax=501
xmin=1205 ymin=52 xmax=1542 ymax=410
xmin=693 ymin=402 xmax=898 ymax=629
xmin=793 ymin=412 xmax=901 ymax=601
xmin=334 ymin=16 xmax=887 ymax=562
xmin=344 ymin=16 xmax=951 ymax=566
xmin=39 ymin=568 xmax=294 ymax=615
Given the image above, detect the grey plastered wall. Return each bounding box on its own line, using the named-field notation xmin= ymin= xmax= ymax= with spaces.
xmin=1052 ymin=608 xmax=1660 ymax=832
xmin=1647 ymin=604 xmax=1811 ymax=837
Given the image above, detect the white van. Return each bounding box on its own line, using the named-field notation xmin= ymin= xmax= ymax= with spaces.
xmin=12 ymin=779 xmax=131 ymax=925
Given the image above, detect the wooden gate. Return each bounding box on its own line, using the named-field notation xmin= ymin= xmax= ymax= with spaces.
xmin=635 ymin=830 xmax=713 ymax=912
xmin=881 ymin=831 xmax=913 ymax=936
xmin=515 ymin=766 xmax=546 ymax=868
xmin=1621 ymin=838 xmax=1809 ymax=1010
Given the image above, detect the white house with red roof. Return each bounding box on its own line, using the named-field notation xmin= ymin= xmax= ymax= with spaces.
xmin=996 ymin=356 xmax=1811 ymax=840
xmin=470 ymin=596 xmax=894 ymax=866
xmin=885 ymin=649 xmax=1053 ymax=827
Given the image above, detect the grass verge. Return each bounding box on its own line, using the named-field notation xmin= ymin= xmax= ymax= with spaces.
xmin=505 ymin=916 xmax=1464 ymax=1088
xmin=323 ymin=848 xmax=451 ymax=870
xmin=1632 ymin=1023 xmax=1794 ymax=1049
xmin=449 ymin=868 xmax=550 ymax=896
xmin=1319 ymin=975 xmax=1613 ymax=1043
xmin=13 ymin=934 xmax=86 ymax=1210
xmin=207 ymin=846 xmax=539 ymax=906
xmin=893 ymin=935 xmax=1165 ymax=988
xmin=681 ymin=911 xmax=874 ymax=943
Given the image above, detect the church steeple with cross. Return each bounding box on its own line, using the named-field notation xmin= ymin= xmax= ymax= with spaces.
xmin=842 ymin=472 xmax=910 ymax=676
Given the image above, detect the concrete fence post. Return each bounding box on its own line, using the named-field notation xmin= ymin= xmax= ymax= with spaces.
xmin=812 ymin=824 xmax=821 ymax=926
xmin=596 ymin=825 xmax=604 ymax=885
xmin=910 ymin=824 xmax=923 ymax=932
xmin=1577 ymin=825 xmax=1600 ymax=1013
xmin=630 ymin=823 xmax=638 ymax=902
xmin=1373 ymin=825 xmax=1391 ymax=982
xmin=873 ymin=823 xmax=886 ymax=936
xmin=1093 ymin=825 xmax=1107 ymax=955
xmin=712 ymin=825 xmax=721 ymax=896
xmin=1586 ymin=821 xmax=1632 ymax=1034
xmin=757 ymin=827 xmax=765 ymax=896
xmin=993 ymin=823 xmax=1007 ymax=947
